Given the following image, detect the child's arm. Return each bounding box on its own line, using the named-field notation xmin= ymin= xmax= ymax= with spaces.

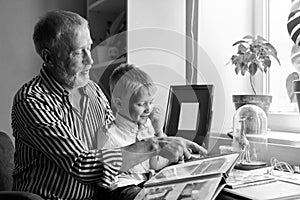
xmin=148 ymin=105 xmax=170 ymax=170
xmin=149 ymin=105 xmax=165 ymax=137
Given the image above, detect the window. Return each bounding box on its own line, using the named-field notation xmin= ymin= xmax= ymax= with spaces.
xmin=262 ymin=0 xmax=300 ymax=132
xmin=268 ymin=0 xmax=297 ymax=113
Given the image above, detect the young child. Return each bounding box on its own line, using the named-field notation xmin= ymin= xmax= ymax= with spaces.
xmin=97 ymin=63 xmax=169 ymax=200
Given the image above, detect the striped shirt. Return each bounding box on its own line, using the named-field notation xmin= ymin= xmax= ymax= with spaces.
xmin=11 ymin=67 xmax=122 ymax=200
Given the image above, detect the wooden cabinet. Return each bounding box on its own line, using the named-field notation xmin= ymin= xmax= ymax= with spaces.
xmin=87 ymin=0 xmax=127 ymax=97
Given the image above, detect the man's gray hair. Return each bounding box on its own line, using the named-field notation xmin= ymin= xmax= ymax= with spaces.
xmin=33 ymin=10 xmax=88 ymax=58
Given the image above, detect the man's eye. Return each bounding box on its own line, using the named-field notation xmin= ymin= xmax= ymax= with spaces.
xmin=72 ymin=51 xmax=82 ymax=57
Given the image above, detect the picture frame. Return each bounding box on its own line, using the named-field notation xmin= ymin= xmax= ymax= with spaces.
xmin=164 ymin=84 xmax=214 ymax=146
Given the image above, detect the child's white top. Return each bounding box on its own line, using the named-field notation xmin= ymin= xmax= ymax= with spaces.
xmin=97 ymin=113 xmax=156 ymax=190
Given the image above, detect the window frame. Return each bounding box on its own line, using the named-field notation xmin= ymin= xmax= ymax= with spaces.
xmin=256 ymin=0 xmax=300 ymax=133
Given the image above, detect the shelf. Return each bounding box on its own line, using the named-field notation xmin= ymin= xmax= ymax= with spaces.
xmin=88 ymin=0 xmax=104 ymax=10
xmin=88 ymin=0 xmax=125 ymax=13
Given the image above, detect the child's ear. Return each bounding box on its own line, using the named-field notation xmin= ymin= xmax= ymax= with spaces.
xmin=113 ymin=97 xmax=123 ymax=110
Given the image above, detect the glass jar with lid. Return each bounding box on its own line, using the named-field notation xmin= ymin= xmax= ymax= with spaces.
xmin=232 ymin=104 xmax=268 ymax=168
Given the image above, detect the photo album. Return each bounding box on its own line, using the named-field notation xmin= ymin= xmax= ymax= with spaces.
xmin=134 ymin=153 xmax=240 ymax=200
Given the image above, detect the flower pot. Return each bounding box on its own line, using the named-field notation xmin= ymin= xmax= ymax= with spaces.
xmin=232 ymin=95 xmax=272 ymax=115
xmin=293 ymin=79 xmax=300 ymax=111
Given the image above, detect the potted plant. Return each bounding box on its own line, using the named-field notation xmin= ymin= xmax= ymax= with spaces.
xmin=227 ymin=35 xmax=281 ymax=114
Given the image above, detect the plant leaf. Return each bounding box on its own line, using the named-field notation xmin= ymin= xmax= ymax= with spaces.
xmin=243 ymin=52 xmax=255 ymax=63
xmin=262 ymin=43 xmax=281 ymax=65
xmin=231 ymin=55 xmax=242 ymax=65
xmin=232 ymin=40 xmax=248 ymax=46
xmin=249 ymin=62 xmax=258 ymax=76
xmin=225 ymin=60 xmax=232 ymax=65
xmin=235 ymin=66 xmax=240 ymax=75
xmin=262 ymin=58 xmax=271 ymax=73
xmin=267 ymin=49 xmax=281 ymax=65
xmin=243 ymin=35 xmax=254 ymax=40
xmin=257 ymin=35 xmax=268 ymax=42
xmin=238 ymin=44 xmax=247 ymax=53
xmin=240 ymin=63 xmax=248 ymax=76
xmin=264 ymin=43 xmax=277 ymax=55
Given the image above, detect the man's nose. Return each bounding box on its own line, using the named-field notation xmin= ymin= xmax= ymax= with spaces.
xmin=83 ymin=50 xmax=94 ymax=65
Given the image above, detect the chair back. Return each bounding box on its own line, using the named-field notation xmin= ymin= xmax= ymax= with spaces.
xmin=0 ymin=131 xmax=14 ymax=190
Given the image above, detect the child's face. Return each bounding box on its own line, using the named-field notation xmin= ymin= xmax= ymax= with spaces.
xmin=119 ymin=87 xmax=156 ymax=126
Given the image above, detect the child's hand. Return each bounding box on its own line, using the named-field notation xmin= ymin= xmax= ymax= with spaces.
xmin=149 ymin=105 xmax=165 ymax=136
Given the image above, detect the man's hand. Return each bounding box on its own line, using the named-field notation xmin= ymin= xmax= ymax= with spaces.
xmin=149 ymin=105 xmax=165 ymax=136
xmin=156 ymin=137 xmax=207 ymax=163
xmin=120 ymin=137 xmax=207 ymax=171
xmin=120 ymin=138 xmax=159 ymax=171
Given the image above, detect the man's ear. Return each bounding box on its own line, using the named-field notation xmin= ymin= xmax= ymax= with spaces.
xmin=41 ymin=49 xmax=53 ymax=65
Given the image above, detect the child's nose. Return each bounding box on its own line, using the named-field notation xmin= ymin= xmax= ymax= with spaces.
xmin=144 ymin=104 xmax=152 ymax=113
xmin=144 ymin=107 xmax=150 ymax=113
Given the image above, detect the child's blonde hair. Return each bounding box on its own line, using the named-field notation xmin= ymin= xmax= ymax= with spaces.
xmin=109 ymin=64 xmax=157 ymax=103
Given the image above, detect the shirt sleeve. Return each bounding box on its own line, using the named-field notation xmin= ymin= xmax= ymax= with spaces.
xmin=12 ymin=95 xmax=122 ymax=185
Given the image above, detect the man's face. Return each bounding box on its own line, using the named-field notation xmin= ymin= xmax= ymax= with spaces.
xmin=119 ymin=87 xmax=156 ymax=126
xmin=54 ymin=26 xmax=94 ymax=90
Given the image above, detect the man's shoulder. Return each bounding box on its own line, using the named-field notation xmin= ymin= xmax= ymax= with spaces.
xmin=13 ymin=75 xmax=52 ymax=104
xmin=15 ymin=76 xmax=40 ymax=96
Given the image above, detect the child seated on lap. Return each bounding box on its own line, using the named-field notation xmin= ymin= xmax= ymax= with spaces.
xmin=97 ymin=63 xmax=169 ymax=200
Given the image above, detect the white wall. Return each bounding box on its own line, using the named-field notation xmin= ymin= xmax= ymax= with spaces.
xmin=197 ymin=0 xmax=254 ymax=132
xmin=128 ymin=0 xmax=186 ymax=112
xmin=0 ymin=0 xmax=85 ymax=141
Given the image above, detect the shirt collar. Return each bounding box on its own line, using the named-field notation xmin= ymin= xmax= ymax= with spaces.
xmin=115 ymin=113 xmax=150 ymax=134
xmin=40 ymin=65 xmax=69 ymax=97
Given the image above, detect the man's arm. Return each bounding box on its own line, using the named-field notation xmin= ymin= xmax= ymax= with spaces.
xmin=12 ymin=96 xmax=121 ymax=186
xmin=120 ymin=137 xmax=207 ymax=171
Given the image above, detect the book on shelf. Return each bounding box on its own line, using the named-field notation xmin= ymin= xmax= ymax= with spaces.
xmin=134 ymin=153 xmax=240 ymax=200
